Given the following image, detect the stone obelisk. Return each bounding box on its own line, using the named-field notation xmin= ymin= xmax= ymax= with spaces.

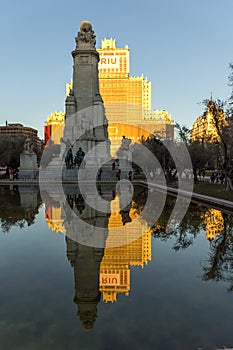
xmin=40 ymin=21 xmax=112 ymax=183
xmin=62 ymin=21 xmax=111 ymax=172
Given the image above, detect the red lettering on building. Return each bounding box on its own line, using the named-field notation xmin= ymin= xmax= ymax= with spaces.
xmin=100 ymin=58 xmax=106 ymax=64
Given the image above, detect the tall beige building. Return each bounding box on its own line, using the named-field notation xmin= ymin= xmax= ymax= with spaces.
xmin=97 ymin=38 xmax=151 ymax=123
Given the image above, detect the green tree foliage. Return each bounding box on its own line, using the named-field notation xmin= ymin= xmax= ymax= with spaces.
xmin=202 ymin=98 xmax=233 ymax=190
xmin=0 ymin=136 xmax=43 ymax=168
xmin=0 ymin=136 xmax=25 ymax=167
xmin=175 ymin=122 xmax=190 ymax=144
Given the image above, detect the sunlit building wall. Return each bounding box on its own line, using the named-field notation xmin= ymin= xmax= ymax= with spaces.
xmin=44 ymin=111 xmax=65 ymax=145
xmin=63 ymin=38 xmax=174 ymax=154
xmin=190 ymin=99 xmax=227 ymax=143
xmin=97 ymin=38 xmax=174 ymax=151
xmin=0 ymin=122 xmax=41 ymax=148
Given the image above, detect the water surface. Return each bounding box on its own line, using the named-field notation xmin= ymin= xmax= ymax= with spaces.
xmin=0 ymin=184 xmax=233 ymax=350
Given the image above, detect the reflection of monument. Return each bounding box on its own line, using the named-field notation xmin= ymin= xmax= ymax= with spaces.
xmin=42 ymin=184 xmax=152 ymax=305
xmin=18 ymin=185 xmax=41 ymax=226
xmin=66 ymin=238 xmax=104 ymax=330
xmin=19 ymin=138 xmax=38 ymax=179
xmin=41 ymin=183 xmax=112 ymax=329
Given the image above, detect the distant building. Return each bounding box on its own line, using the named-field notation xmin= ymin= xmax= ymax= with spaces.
xmin=0 ymin=122 xmax=41 ymax=148
xmin=44 ymin=111 xmax=65 ymax=145
xmin=190 ymin=99 xmax=227 ymax=143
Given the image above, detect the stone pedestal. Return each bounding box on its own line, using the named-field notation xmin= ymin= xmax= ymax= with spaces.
xmin=18 ymin=153 xmax=38 ymax=180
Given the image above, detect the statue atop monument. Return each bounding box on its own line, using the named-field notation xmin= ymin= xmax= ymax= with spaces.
xmin=75 ymin=21 xmax=96 ymax=48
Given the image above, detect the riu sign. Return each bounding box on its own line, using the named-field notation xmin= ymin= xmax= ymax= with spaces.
xmin=100 ymin=273 xmax=120 ymax=286
xmin=98 ymin=55 xmax=120 ymax=69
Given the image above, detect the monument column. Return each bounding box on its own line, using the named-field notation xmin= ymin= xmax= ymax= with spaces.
xmin=67 ymin=21 xmax=102 ymax=116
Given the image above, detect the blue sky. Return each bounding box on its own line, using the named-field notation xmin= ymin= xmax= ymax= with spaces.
xmin=0 ymin=0 xmax=232 ymax=138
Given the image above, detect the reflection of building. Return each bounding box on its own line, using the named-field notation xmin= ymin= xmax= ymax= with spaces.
xmin=190 ymin=99 xmax=227 ymax=143
xmin=99 ymin=196 xmax=152 ymax=302
xmin=44 ymin=190 xmax=152 ymax=304
xmin=0 ymin=122 xmax=41 ymax=148
xmin=45 ymin=205 xmax=65 ymax=233
xmin=201 ymin=208 xmax=224 ymax=241
xmin=44 ymin=111 xmax=65 ymax=145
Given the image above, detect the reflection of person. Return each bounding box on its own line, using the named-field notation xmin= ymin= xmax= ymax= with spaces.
xmin=116 ymin=169 xmax=121 ymax=181
xmin=128 ymin=171 xmax=132 ymax=181
xmin=97 ymin=168 xmax=103 ymax=181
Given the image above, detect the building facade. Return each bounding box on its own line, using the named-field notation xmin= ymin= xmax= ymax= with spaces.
xmin=44 ymin=111 xmax=65 ymax=145
xmin=45 ymin=37 xmax=174 ymax=154
xmin=98 ymin=38 xmax=174 ymax=150
xmin=190 ymin=100 xmax=227 ymax=143
xmin=0 ymin=122 xmax=41 ymax=148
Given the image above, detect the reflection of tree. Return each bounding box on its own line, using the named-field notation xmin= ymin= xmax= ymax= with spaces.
xmin=133 ymin=185 xmax=233 ymax=291
xmin=0 ymin=186 xmax=42 ymax=233
xmin=202 ymin=213 xmax=233 ymax=292
xmin=132 ymin=185 xmax=205 ymax=251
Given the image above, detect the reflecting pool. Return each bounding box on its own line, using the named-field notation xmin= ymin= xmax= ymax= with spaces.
xmin=0 ymin=184 xmax=233 ymax=350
